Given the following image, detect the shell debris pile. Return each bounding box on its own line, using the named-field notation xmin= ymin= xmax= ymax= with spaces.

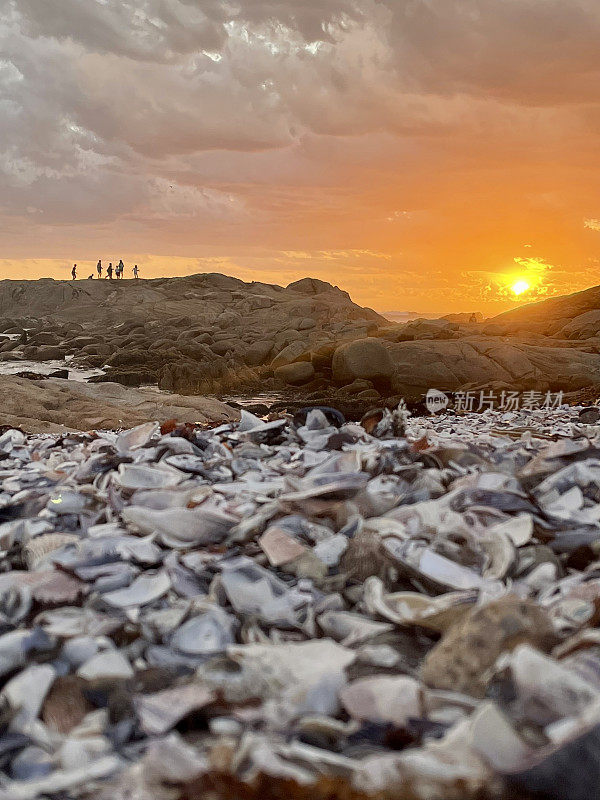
xmin=0 ymin=403 xmax=599 ymax=799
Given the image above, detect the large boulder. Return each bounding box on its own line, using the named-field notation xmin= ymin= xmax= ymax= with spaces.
xmin=158 ymin=362 xmax=205 ymax=394
xmin=177 ymin=341 xmax=214 ymax=361
xmin=310 ymin=342 xmax=337 ymax=371
xmin=215 ymin=311 xmax=240 ymax=329
xmin=402 ymin=319 xmax=457 ymax=340
xmin=556 ymin=310 xmax=600 ymax=340
xmin=157 ymin=356 xmax=233 ymax=394
xmin=106 ymin=349 xmax=156 ymax=368
xmin=34 ymin=346 xmax=67 ymax=361
xmin=91 ymin=368 xmax=157 ymax=387
xmin=210 ymin=340 xmax=238 ymax=357
xmin=271 ymin=341 xmax=311 ymax=369
xmin=81 ymin=343 xmax=111 ymax=357
xmin=28 ymin=332 xmax=60 ymax=346
xmin=63 ymin=336 xmax=97 ymax=349
xmin=332 ymin=338 xmax=394 ymax=384
xmin=244 ymin=340 xmax=274 ymax=366
xmin=273 ymin=329 xmax=303 ymax=350
xmin=274 ymin=362 xmax=315 ymax=385
xmin=387 ymin=337 xmax=600 ymax=398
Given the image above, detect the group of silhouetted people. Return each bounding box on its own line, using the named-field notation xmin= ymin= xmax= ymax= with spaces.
xmin=70 ymin=260 xmax=139 ymax=280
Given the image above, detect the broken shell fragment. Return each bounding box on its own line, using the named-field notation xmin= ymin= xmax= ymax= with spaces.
xmin=102 ymin=570 xmax=171 ymax=608
xmin=134 ymin=682 xmax=215 ymax=735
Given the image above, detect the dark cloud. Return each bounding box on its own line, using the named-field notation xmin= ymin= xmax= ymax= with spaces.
xmin=0 ymin=0 xmax=598 ymax=244
xmin=384 ymin=0 xmax=600 ymax=103
xmin=14 ymin=0 xmax=225 ymax=61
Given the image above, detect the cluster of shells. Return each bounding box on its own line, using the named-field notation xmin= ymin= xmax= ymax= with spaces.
xmin=0 ymin=402 xmax=600 ymax=800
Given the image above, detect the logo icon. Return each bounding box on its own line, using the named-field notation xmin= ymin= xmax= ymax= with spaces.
xmin=425 ymin=388 xmax=449 ymax=414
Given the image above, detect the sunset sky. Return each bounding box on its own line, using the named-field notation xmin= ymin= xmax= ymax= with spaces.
xmin=1 ymin=0 xmax=600 ymax=314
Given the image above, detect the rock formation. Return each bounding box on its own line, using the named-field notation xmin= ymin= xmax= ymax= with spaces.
xmin=3 ymin=274 xmax=600 ymax=422
xmin=0 ymin=274 xmax=383 ymax=396
xmin=0 ymin=376 xmax=237 ymax=433
xmin=490 ymin=284 xmax=600 ymax=337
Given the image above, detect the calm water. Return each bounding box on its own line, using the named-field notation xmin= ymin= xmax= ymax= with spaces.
xmin=0 ymin=356 xmax=104 ymax=382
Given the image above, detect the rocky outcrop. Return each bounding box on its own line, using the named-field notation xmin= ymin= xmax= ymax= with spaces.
xmin=491 ymin=284 xmax=600 ymax=337
xmin=0 ymin=274 xmax=385 ymax=395
xmin=385 ymin=337 xmax=600 ymax=398
xmin=0 ymin=376 xmax=238 ymax=433
xmin=308 ymin=329 xmax=600 ymax=401
xmin=332 ymin=338 xmax=394 ymax=385
xmin=5 ymin=275 xmax=600 ymax=408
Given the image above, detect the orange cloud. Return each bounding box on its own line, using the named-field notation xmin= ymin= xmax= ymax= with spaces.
xmin=1 ymin=1 xmax=600 ymax=315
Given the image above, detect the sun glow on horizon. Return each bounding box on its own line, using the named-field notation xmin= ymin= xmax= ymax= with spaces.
xmin=511 ymin=278 xmax=531 ymax=296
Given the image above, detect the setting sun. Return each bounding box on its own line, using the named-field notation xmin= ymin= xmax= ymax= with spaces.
xmin=511 ymin=279 xmax=530 ymax=296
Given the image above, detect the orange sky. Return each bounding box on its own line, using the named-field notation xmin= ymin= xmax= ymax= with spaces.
xmin=2 ymin=1 xmax=600 ymax=315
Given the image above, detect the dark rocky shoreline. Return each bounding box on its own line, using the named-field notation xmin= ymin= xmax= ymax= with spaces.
xmin=3 ymin=273 xmax=600 ymax=433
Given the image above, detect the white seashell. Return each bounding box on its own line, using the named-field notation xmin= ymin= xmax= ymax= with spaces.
xmin=363 ymin=577 xmax=478 ymax=632
xmin=134 ymin=682 xmax=215 ymax=736
xmin=35 ymin=607 xmax=121 ymax=638
xmin=318 ymin=610 xmax=393 ymax=645
xmin=171 ymin=607 xmax=237 ymax=655
xmin=237 ymin=409 xmax=264 ymax=432
xmin=480 ymin=529 xmax=515 ymax=581
xmin=313 ymin=534 xmax=348 ymax=567
xmin=122 ymin=505 xmax=237 ymax=548
xmin=486 ymin=514 xmax=533 ymax=547
xmin=2 ymin=664 xmax=56 ymax=729
xmin=115 ymin=463 xmax=184 ymax=490
xmin=340 ymin=675 xmax=423 ymax=726
xmin=46 ymin=491 xmax=90 ymax=515
xmin=115 ymin=422 xmax=159 ymax=453
xmin=469 ymin=702 xmax=532 ymax=772
xmin=0 ymin=755 xmax=122 ymax=800
xmin=494 ymin=644 xmax=600 ymax=726
xmin=77 ymin=650 xmax=134 ymax=681
xmin=103 ymin=570 xmax=171 ymax=608
xmin=227 ymin=639 xmax=355 ymax=705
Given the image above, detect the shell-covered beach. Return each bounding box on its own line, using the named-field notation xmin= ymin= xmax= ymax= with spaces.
xmin=0 ymin=401 xmax=599 ymax=799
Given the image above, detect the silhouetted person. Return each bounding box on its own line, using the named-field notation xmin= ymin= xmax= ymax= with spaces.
xmin=88 ymin=274 xmax=94 ymax=280
xmin=117 ymin=259 xmax=124 ymax=279
xmin=107 ymin=263 xmax=113 ymax=280
xmin=97 ymin=260 xmax=102 ymax=278
xmin=71 ymin=264 xmax=77 ymax=280
xmin=133 ymin=265 xmax=139 ymax=279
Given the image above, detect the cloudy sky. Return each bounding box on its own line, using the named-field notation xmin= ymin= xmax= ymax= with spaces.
xmin=1 ymin=0 xmax=599 ymax=313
